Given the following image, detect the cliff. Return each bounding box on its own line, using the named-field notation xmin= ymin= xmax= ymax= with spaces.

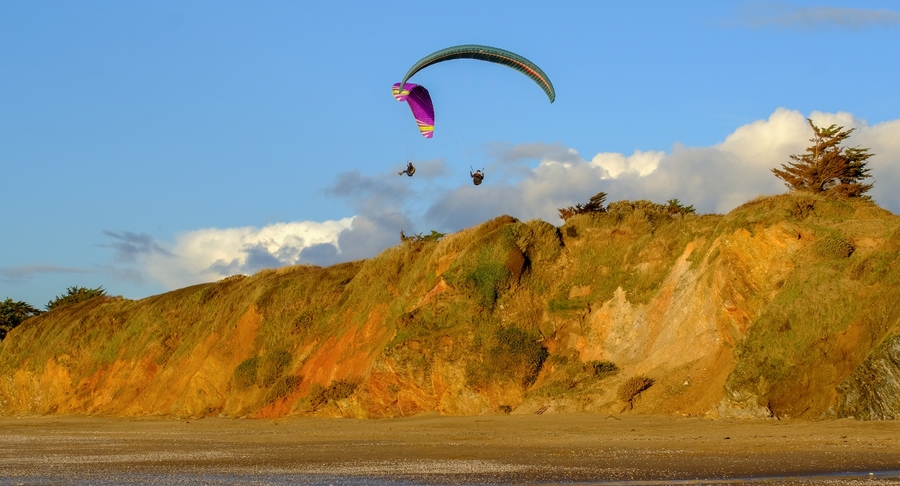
xmin=2 ymin=194 xmax=899 ymax=419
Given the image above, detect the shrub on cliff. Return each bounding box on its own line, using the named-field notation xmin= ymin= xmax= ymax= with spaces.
xmin=617 ymin=375 xmax=654 ymax=410
xmin=265 ymin=375 xmax=303 ymax=404
xmin=233 ymin=357 xmax=260 ymax=390
xmin=307 ymin=380 xmax=358 ymax=411
xmin=606 ymin=200 xmax=673 ymax=223
xmin=232 ymin=350 xmax=293 ymax=390
xmin=587 ymin=360 xmax=619 ymax=378
xmin=561 ymin=193 xmax=696 ymax=225
xmin=814 ymin=232 xmax=855 ymax=259
xmin=400 ymin=229 xmax=445 ymax=244
xmin=260 ymin=350 xmax=292 ymax=387
xmin=665 ymin=198 xmax=696 ymax=216
xmin=467 ymin=326 xmax=548 ymax=389
xmin=46 ymin=286 xmax=107 ymax=311
xmin=558 ymin=192 xmax=608 ymax=222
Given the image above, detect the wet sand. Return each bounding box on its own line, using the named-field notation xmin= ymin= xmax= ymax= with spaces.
xmin=2 ymin=413 xmax=900 ymax=484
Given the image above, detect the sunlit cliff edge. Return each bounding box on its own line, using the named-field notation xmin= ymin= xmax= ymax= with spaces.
xmin=3 ymin=194 xmax=900 ymax=420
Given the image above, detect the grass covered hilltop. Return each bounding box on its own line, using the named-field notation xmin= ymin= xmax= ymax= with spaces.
xmin=2 ymin=192 xmax=900 ymax=421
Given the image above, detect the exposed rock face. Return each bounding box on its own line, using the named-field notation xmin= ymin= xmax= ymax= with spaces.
xmin=1 ymin=195 xmax=899 ymax=419
xmin=836 ymin=335 xmax=900 ymax=420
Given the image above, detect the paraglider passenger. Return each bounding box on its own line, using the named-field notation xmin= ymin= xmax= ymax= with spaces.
xmin=398 ymin=162 xmax=416 ymax=177
xmin=470 ymin=169 xmax=484 ymax=186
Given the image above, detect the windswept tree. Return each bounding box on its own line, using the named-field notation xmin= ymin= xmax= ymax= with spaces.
xmin=665 ymin=198 xmax=696 ymax=216
xmin=772 ymin=119 xmax=874 ymax=198
xmin=558 ymin=192 xmax=608 ymax=221
xmin=1 ymin=298 xmax=43 ymax=341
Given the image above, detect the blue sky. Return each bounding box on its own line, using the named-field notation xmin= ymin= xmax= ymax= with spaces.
xmin=2 ymin=1 xmax=900 ymax=307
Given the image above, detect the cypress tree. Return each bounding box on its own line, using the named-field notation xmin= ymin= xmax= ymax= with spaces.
xmin=772 ymin=119 xmax=874 ymax=198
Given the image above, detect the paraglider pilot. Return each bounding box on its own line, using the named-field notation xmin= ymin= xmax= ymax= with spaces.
xmin=398 ymin=162 xmax=416 ymax=177
xmin=470 ymin=168 xmax=484 ymax=186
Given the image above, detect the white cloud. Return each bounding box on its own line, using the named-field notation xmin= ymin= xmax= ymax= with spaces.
xmin=590 ymin=149 xmax=664 ymax=177
xmin=118 ymin=109 xmax=900 ymax=291
xmin=116 ymin=164 xmax=423 ymax=290
xmin=717 ymin=107 xmax=810 ymax=167
xmin=141 ymin=219 xmax=352 ymax=289
xmin=425 ymin=108 xmax=900 ymax=224
xmin=847 ymin=117 xmax=900 ymax=211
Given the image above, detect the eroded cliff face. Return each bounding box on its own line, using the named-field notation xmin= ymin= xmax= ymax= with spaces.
xmin=836 ymin=335 xmax=900 ymax=420
xmin=2 ymin=195 xmax=899 ymax=419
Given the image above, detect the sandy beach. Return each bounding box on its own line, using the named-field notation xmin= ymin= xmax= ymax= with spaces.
xmin=2 ymin=414 xmax=900 ymax=484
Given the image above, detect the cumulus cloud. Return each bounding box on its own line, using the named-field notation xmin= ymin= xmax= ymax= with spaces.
xmin=119 ymin=219 xmax=353 ymax=289
xmin=425 ymin=108 xmax=900 ymax=226
xmin=591 ymin=150 xmax=664 ymax=178
xmin=425 ymin=142 xmax=742 ymax=228
xmin=0 ymin=264 xmax=95 ymax=283
xmin=737 ymin=3 xmax=900 ymax=30
xmin=105 ymin=164 xmax=429 ymax=290
xmin=110 ymin=109 xmax=900 ymax=291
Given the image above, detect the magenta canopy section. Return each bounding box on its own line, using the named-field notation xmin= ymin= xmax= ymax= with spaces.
xmin=392 ymin=83 xmax=435 ymax=138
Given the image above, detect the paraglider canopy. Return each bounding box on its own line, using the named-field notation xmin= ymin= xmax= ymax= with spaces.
xmin=399 ymin=44 xmax=555 ymax=103
xmin=392 ymin=45 xmax=555 ymax=139
xmin=392 ymin=83 xmax=434 ymax=138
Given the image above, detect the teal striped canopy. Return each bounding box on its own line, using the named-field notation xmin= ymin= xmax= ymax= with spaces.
xmin=399 ymin=44 xmax=555 ymax=103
